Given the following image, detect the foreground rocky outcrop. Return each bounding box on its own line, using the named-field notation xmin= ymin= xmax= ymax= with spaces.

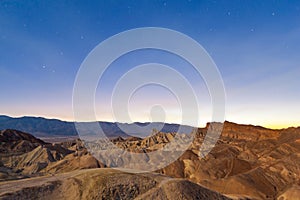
xmin=102 ymin=122 xmax=300 ymax=199
xmin=0 ymin=168 xmax=230 ymax=200
xmin=157 ymin=122 xmax=300 ymax=199
xmin=0 ymin=129 xmax=104 ymax=181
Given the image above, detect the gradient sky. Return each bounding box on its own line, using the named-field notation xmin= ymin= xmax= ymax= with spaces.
xmin=1 ymin=0 xmax=300 ymax=128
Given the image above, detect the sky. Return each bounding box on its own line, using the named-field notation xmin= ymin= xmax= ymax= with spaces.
xmin=0 ymin=0 xmax=300 ymax=128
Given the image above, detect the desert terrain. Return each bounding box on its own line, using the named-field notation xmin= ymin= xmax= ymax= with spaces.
xmin=0 ymin=121 xmax=300 ymax=199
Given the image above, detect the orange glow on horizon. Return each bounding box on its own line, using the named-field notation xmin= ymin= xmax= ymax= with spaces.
xmin=2 ymin=113 xmax=299 ymax=130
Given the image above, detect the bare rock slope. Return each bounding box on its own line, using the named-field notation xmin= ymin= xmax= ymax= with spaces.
xmin=0 ymin=168 xmax=229 ymax=200
xmin=108 ymin=122 xmax=300 ymax=199
xmin=0 ymin=129 xmax=103 ymax=181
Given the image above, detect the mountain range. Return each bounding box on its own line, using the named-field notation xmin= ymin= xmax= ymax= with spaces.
xmin=0 ymin=115 xmax=193 ymax=138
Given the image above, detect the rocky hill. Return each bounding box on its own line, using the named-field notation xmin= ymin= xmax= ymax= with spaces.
xmin=0 ymin=129 xmax=104 ymax=181
xmin=104 ymin=121 xmax=300 ymax=199
xmin=0 ymin=129 xmax=46 ymax=154
xmin=0 ymin=168 xmax=229 ymax=200
xmin=158 ymin=122 xmax=300 ymax=199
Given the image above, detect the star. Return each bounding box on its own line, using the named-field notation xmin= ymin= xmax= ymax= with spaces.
xmin=272 ymin=12 xmax=275 ymax=16
xmin=42 ymin=65 xmax=46 ymax=69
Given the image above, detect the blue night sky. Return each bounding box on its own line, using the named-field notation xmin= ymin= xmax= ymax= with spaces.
xmin=1 ymin=0 xmax=300 ymax=128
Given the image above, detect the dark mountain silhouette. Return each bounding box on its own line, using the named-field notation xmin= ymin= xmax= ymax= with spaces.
xmin=0 ymin=115 xmax=76 ymax=137
xmin=0 ymin=115 xmax=194 ymax=138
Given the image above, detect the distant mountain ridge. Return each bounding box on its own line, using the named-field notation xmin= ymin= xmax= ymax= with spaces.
xmin=0 ymin=115 xmax=194 ymax=138
xmin=0 ymin=115 xmax=77 ymax=137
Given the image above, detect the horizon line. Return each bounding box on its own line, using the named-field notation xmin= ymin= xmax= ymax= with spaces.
xmin=1 ymin=114 xmax=299 ymax=130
